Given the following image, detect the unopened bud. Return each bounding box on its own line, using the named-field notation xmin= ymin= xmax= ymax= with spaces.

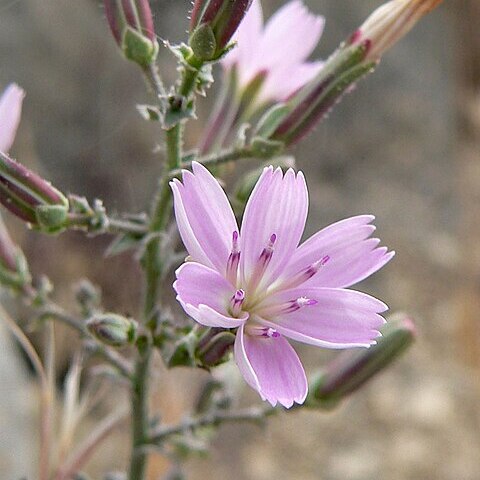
xmin=190 ymin=0 xmax=253 ymax=61
xmin=351 ymin=0 xmax=443 ymax=62
xmin=268 ymin=0 xmax=442 ymax=145
xmin=104 ymin=0 xmax=159 ymax=67
xmin=87 ymin=313 xmax=137 ymax=347
xmin=306 ymin=314 xmax=416 ymax=409
xmin=196 ymin=330 xmax=235 ymax=368
xmin=0 ymin=152 xmax=69 ymax=233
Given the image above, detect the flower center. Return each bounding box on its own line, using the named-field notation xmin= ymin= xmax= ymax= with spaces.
xmin=224 ymin=231 xmax=327 ymax=324
xmin=229 ymin=289 xmax=245 ymax=317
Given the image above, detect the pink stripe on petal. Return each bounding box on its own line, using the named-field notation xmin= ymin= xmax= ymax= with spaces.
xmin=235 ymin=325 xmax=308 ymax=408
xmin=174 ymin=262 xmax=246 ymax=328
xmin=257 ymin=288 xmax=387 ymax=348
xmin=0 ymin=84 xmax=24 ymax=153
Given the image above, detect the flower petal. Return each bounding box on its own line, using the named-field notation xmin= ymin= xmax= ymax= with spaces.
xmin=170 ymin=162 xmax=239 ymax=274
xmin=258 ymin=1 xmax=325 ymax=71
xmin=257 ymin=287 xmax=387 ymax=348
xmin=174 ymin=262 xmax=246 ymax=328
xmin=261 ymin=60 xmax=324 ymax=102
xmin=281 ymin=215 xmax=393 ymax=288
xmin=240 ymin=167 xmax=308 ymax=288
xmin=0 ymin=84 xmax=24 ymax=153
xmin=234 ymin=324 xmax=307 ymax=408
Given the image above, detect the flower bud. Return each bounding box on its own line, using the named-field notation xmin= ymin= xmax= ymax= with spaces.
xmin=0 ymin=213 xmax=30 ymax=288
xmin=0 ymin=152 xmax=69 ymax=233
xmin=306 ymin=314 xmax=416 ymax=409
xmin=196 ymin=330 xmax=235 ymax=367
xmin=189 ymin=0 xmax=253 ymax=61
xmin=351 ymin=0 xmax=443 ymax=62
xmin=268 ymin=0 xmax=442 ymax=145
xmin=104 ymin=0 xmax=159 ymax=67
xmin=86 ymin=313 xmax=137 ymax=347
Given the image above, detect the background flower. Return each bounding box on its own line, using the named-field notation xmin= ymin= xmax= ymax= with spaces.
xmin=0 ymin=83 xmax=24 ymax=153
xmin=222 ymin=0 xmax=325 ymax=104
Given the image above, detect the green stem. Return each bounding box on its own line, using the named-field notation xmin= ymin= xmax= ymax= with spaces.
xmin=143 ymin=124 xmax=183 ymax=318
xmin=128 ymin=349 xmax=152 ymax=480
xmin=179 ymin=56 xmax=204 ymax=97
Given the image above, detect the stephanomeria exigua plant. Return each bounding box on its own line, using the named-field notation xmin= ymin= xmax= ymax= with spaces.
xmin=0 ymin=0 xmax=441 ymax=478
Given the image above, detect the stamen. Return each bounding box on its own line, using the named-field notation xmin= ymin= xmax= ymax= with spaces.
xmin=246 ymin=325 xmax=281 ymax=338
xmin=257 ymin=296 xmax=318 ymax=318
xmin=280 ymin=254 xmax=330 ymax=290
xmin=282 ymin=296 xmax=318 ymax=314
xmin=226 ymin=231 xmax=240 ymax=285
xmin=262 ymin=327 xmax=280 ymax=338
xmin=248 ymin=233 xmax=277 ymax=293
xmin=230 ymin=289 xmax=245 ymax=317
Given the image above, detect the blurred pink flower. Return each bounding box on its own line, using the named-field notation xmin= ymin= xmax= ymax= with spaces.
xmin=172 ymin=163 xmax=394 ymax=408
xmin=0 ymin=84 xmax=25 ymax=153
xmin=222 ymin=0 xmax=325 ymax=104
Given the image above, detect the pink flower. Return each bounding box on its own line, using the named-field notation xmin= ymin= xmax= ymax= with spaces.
xmin=222 ymin=0 xmax=325 ymax=105
xmin=171 ymin=163 xmax=393 ymax=408
xmin=0 ymin=84 xmax=25 ymax=153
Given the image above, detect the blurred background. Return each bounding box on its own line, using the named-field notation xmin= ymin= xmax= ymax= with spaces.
xmin=1 ymin=0 xmax=480 ymax=479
